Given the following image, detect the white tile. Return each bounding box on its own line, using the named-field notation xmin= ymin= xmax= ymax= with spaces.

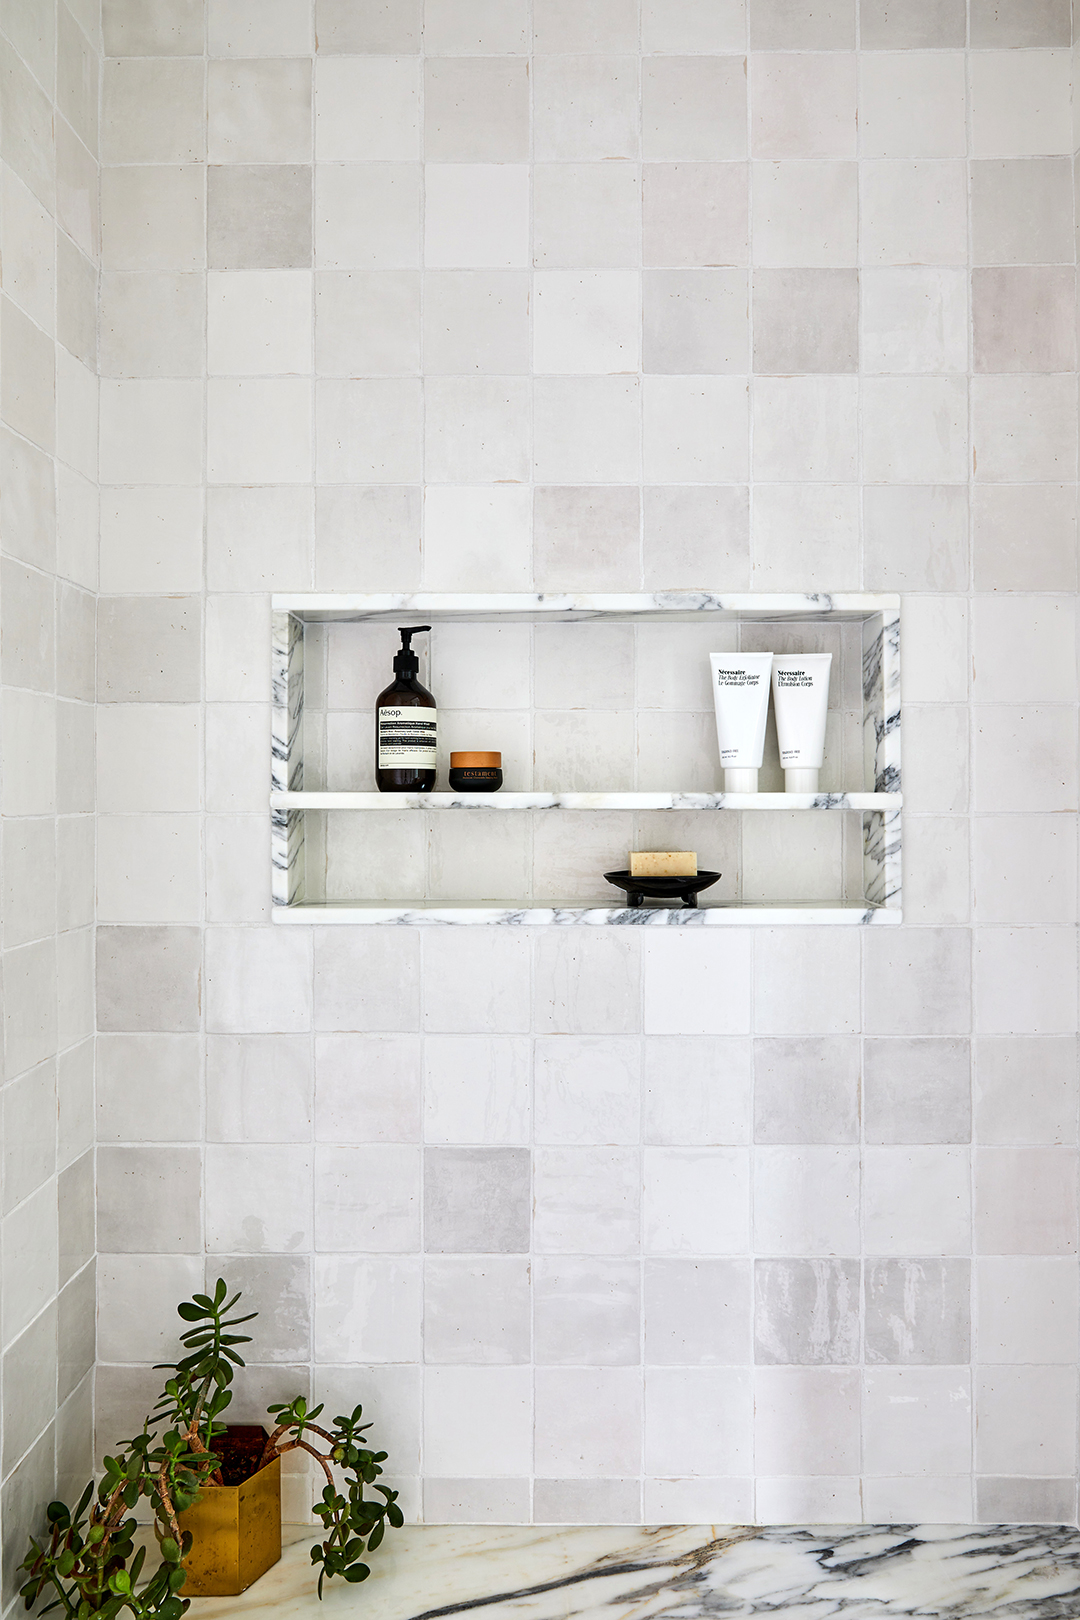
xmin=316 ymin=57 xmax=421 ymax=162
xmin=751 ymin=161 xmax=857 ymax=267
xmin=207 ymin=270 xmax=312 ymax=375
xmin=643 ymin=376 xmax=750 ymax=483
xmin=535 ymin=1367 xmax=642 ymax=1476
xmin=425 ymin=376 xmax=529 ymax=482
xmin=424 ymin=165 xmax=530 ymax=268
xmin=205 ymin=1143 xmax=313 ymax=1252
xmin=861 ymin=269 xmax=968 ymax=375
xmin=643 ymin=1476 xmax=752 ymax=1522
xmin=533 ymin=272 xmax=640 ymax=374
xmin=976 ymin=1257 xmax=1078 ymax=1364
xmin=209 ymin=0 xmax=314 ymax=54
xmin=861 ymin=377 xmax=968 ymax=483
xmin=315 ymin=930 xmax=420 ymax=1033
xmin=314 ymin=1256 xmax=422 ymax=1362
xmin=425 ymin=1256 xmax=531 ymax=1364
xmin=754 ymin=931 xmax=860 ymax=1036
xmin=206 ymin=704 xmax=269 ymax=814
xmin=863 ymin=1475 xmax=972 ymax=1521
xmin=974 ymin=927 xmax=1078 ymax=1035
xmin=645 ymin=1368 xmax=751 ymax=1474
xmin=97 ymin=815 xmax=202 ymax=923
xmin=752 ymin=376 xmax=858 ymax=481
xmin=534 ymin=1036 xmax=640 ymax=1145
xmin=316 ymin=163 xmax=421 ymax=270
xmin=864 ymin=1367 xmax=972 ymax=1476
xmin=533 ymin=376 xmax=640 ymax=483
xmin=756 ymin=1475 xmax=862 ymax=1524
xmin=642 ymin=934 xmax=752 ymax=1035
xmin=534 ymin=933 xmax=640 ymax=1035
xmin=207 ymin=378 xmax=312 ymax=484
xmin=96 ymin=707 xmax=200 ymax=813
xmin=100 ymin=379 xmax=202 ymax=485
xmin=643 ymin=1147 xmax=750 ymax=1254
xmin=533 ymin=1147 xmax=640 ymax=1254
xmin=972 ymin=376 xmax=1077 ymax=483
xmin=424 ymin=1367 xmax=531 ymax=1475
xmin=864 ymin=1147 xmax=971 ymax=1255
xmin=860 ymin=161 xmax=969 ymax=266
xmin=974 ymin=706 xmax=1078 ymax=813
xmin=859 ymin=53 xmax=967 ymax=159
xmin=751 ymin=54 xmax=857 ymax=160
xmin=422 ymin=932 xmax=531 ymax=1033
xmin=975 ymin=1146 xmax=1078 ymax=1256
xmin=972 ymin=596 xmax=1077 ymax=703
xmin=318 ymin=377 xmax=423 ymax=483
xmin=900 ymin=597 xmax=968 ymax=704
xmin=207 ymin=485 xmax=312 ymax=591
xmin=754 ymin=1367 xmax=860 ymax=1474
xmin=99 ymin=489 xmax=204 ymax=594
xmin=424 ymin=1037 xmax=531 ymax=1143
xmin=315 ymin=1034 xmax=421 ymax=1143
xmin=751 ymin=484 xmax=860 ymax=593
xmin=754 ymin=1147 xmax=860 ymax=1256
xmin=971 ymin=51 xmax=1073 ymax=158
xmin=643 ymin=1037 xmax=752 ymax=1145
xmin=206 ymin=1033 xmax=312 ymax=1143
xmin=864 ymin=928 xmax=972 ymax=1035
xmin=205 ymin=926 xmax=313 ymax=1033
xmin=975 ymin=1366 xmax=1076 ymax=1475
xmin=974 ymin=815 xmax=1077 ymax=925
xmin=315 ymin=1143 xmax=421 ymax=1252
xmin=975 ymin=1036 xmax=1078 ymax=1146
xmin=97 ymin=1256 xmax=204 ymax=1362
xmin=422 ymin=486 xmax=532 ymax=591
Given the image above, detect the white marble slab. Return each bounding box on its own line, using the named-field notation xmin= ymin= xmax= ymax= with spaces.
xmin=187 ymin=1522 xmax=1080 ymax=1620
xmin=271 ymin=792 xmax=901 ymax=812
xmin=272 ymin=592 xmax=900 ymax=624
xmin=272 ymin=901 xmax=900 ymax=926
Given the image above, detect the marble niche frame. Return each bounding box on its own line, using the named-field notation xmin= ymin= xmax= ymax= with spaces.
xmin=270 ymin=592 xmax=901 ymax=926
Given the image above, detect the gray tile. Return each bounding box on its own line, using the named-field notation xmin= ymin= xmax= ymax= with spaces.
xmin=753 ymin=269 xmax=858 ymax=374
xmin=55 ymin=1374 xmax=93 ymax=1511
xmin=1 ymin=1428 xmax=54 ymax=1611
xmin=59 ymin=1151 xmax=94 ymax=1285
xmin=643 ymin=163 xmax=748 ymax=269
xmin=973 ymin=268 xmax=1076 ymax=375
xmin=976 ymin=1476 xmax=1077 ymax=1523
xmin=749 ymin=0 xmax=855 ymax=48
xmin=533 ymin=486 xmax=640 ymax=593
xmin=58 ymin=1261 xmax=95 ymax=1403
xmin=103 ymin=0 xmax=205 ymax=54
xmin=204 ymin=1255 xmax=311 ymax=1361
xmin=864 ymin=1037 xmax=971 ymax=1145
xmin=972 ymin=160 xmax=1074 ymax=268
xmin=754 ymin=1258 xmax=860 ymax=1365
xmin=533 ymin=1479 xmax=640 ymax=1524
xmin=860 ymin=0 xmax=965 ymax=46
xmin=424 ymin=1146 xmax=529 ymax=1253
xmin=97 ymin=1145 xmax=201 ymax=1253
xmin=643 ymin=268 xmax=748 ymax=374
xmin=864 ymin=485 xmax=969 ymax=593
xmin=970 ymin=0 xmax=1070 ymax=45
xmin=57 ymin=234 xmax=97 ymax=369
xmin=754 ymin=1037 xmax=860 ymax=1145
xmin=316 ymin=0 xmax=422 ymax=51
xmin=422 ymin=1478 xmax=530 ymax=1523
xmin=97 ymin=596 xmax=202 ymax=702
xmin=2 ymin=1303 xmax=56 ymax=1472
xmin=424 ymin=1257 xmax=531 ymax=1363
xmin=864 ymin=1258 xmax=971 ymax=1364
xmin=96 ymin=926 xmax=202 ymax=1032
xmin=208 ymin=165 xmax=312 ymax=270
xmin=645 ymin=1258 xmax=751 ymax=1365
xmin=535 ymin=1258 xmax=640 ymax=1365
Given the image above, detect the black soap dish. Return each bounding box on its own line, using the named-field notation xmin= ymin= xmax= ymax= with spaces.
xmin=604 ymin=870 xmax=722 ymax=909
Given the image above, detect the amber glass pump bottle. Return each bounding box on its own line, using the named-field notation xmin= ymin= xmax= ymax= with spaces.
xmin=375 ymin=626 xmax=437 ymax=792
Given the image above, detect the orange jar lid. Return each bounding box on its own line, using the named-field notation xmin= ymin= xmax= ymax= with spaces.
xmin=450 ymin=751 xmax=501 ymax=767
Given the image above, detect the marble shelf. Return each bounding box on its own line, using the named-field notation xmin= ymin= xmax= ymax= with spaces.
xmin=273 ymin=900 xmax=900 ymax=926
xmin=270 ymin=791 xmax=902 ymax=812
xmin=270 ymin=592 xmax=902 ymax=925
xmin=186 ymin=1521 xmax=1080 ymax=1620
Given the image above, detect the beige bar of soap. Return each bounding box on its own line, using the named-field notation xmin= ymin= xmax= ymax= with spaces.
xmin=630 ymin=851 xmax=698 ymax=877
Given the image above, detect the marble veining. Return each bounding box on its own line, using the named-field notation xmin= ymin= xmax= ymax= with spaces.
xmin=273 ymin=901 xmax=898 ymax=926
xmin=186 ymin=1523 xmax=1080 ymax=1620
xmin=270 ymin=591 xmax=899 ymax=623
xmin=270 ymin=791 xmax=901 ymax=812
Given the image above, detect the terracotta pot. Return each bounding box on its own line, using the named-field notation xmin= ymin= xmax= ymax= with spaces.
xmin=178 ymin=1428 xmax=281 ymax=1597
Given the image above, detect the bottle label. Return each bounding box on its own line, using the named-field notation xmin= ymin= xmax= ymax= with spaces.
xmin=378 ymin=707 xmax=437 ymax=769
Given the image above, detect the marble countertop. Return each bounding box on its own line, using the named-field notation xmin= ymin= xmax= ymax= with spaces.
xmin=187 ymin=1522 xmax=1080 ymax=1620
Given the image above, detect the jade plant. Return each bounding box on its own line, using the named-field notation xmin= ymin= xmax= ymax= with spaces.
xmin=19 ymin=1279 xmax=403 ymax=1617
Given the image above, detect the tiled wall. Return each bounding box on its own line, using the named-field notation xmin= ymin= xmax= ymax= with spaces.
xmin=0 ymin=0 xmax=100 ymax=1604
xmin=93 ymin=0 xmax=1080 ymax=1529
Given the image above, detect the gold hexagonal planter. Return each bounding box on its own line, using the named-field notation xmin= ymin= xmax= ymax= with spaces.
xmin=178 ymin=1440 xmax=281 ymax=1597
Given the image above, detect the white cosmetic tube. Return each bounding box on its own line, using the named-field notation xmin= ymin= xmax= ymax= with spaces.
xmin=710 ymin=653 xmax=773 ymax=794
xmin=771 ymin=653 xmax=832 ymax=794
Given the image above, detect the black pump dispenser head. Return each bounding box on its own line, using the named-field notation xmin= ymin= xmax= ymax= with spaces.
xmin=393 ymin=624 xmax=430 ymax=678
